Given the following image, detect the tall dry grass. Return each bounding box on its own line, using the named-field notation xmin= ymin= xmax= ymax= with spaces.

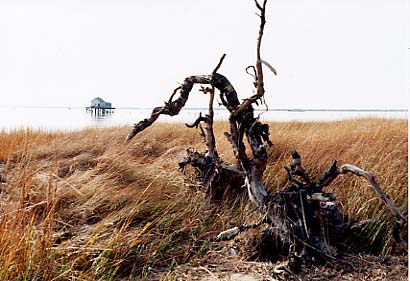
xmin=0 ymin=118 xmax=407 ymax=279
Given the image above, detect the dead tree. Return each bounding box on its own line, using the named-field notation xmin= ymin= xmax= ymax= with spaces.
xmin=125 ymin=0 xmax=407 ymax=273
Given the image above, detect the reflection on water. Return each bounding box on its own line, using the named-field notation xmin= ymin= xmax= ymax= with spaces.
xmin=87 ymin=108 xmax=114 ymax=123
xmin=0 ymin=107 xmax=407 ymax=131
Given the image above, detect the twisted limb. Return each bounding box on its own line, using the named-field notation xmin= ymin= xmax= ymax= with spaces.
xmin=125 ymin=75 xmax=213 ymax=142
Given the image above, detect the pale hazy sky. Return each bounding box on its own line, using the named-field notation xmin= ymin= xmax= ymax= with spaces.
xmin=0 ymin=0 xmax=408 ymax=109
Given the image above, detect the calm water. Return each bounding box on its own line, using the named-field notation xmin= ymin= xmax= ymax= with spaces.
xmin=0 ymin=107 xmax=407 ymax=132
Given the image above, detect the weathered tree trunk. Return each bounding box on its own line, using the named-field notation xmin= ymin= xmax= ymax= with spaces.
xmin=125 ymin=0 xmax=407 ymax=274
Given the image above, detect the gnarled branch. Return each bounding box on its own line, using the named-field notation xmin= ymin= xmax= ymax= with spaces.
xmin=125 ymin=75 xmax=212 ymax=142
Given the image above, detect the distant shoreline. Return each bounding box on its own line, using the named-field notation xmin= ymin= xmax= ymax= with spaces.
xmin=0 ymin=107 xmax=407 ymax=132
xmin=0 ymin=105 xmax=407 ymax=113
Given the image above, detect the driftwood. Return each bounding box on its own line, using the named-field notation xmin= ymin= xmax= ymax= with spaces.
xmin=125 ymin=0 xmax=407 ymax=273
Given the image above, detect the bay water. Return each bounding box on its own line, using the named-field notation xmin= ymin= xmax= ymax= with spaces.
xmin=0 ymin=107 xmax=407 ymax=132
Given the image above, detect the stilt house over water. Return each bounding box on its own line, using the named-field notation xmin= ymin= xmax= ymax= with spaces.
xmin=87 ymin=97 xmax=115 ymax=115
xmin=90 ymin=97 xmax=112 ymax=109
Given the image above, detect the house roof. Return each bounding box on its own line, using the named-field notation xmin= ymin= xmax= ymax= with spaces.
xmin=91 ymin=97 xmax=105 ymax=103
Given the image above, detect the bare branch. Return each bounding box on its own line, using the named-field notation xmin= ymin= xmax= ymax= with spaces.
xmin=185 ymin=112 xmax=208 ymax=128
xmin=204 ymin=87 xmax=217 ymax=158
xmin=259 ymin=59 xmax=277 ymax=75
xmin=125 ymin=75 xmax=213 ymax=142
xmin=232 ymin=0 xmax=269 ymax=117
xmin=290 ymin=149 xmax=312 ymax=185
xmin=314 ymin=162 xmax=407 ymax=249
xmin=212 ymin=53 xmax=227 ymax=75
xmin=168 ymin=86 xmax=182 ymax=103
xmin=315 ymin=160 xmax=339 ymax=192
xmin=255 ymin=0 xmax=268 ymax=96
xmin=245 ymin=65 xmax=258 ymax=84
xmin=216 ymin=216 xmax=267 ymax=241
xmin=338 ymin=164 xmax=406 ymax=223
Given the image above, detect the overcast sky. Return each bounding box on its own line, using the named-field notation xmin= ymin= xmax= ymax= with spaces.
xmin=0 ymin=0 xmax=408 ymax=109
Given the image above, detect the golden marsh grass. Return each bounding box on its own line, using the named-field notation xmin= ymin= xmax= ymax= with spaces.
xmin=0 ymin=118 xmax=407 ymax=279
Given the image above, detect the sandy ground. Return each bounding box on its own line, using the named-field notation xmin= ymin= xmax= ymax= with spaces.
xmin=152 ymin=246 xmax=408 ymax=281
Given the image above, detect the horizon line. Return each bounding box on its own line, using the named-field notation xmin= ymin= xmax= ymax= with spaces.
xmin=1 ymin=106 xmax=408 ymax=113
